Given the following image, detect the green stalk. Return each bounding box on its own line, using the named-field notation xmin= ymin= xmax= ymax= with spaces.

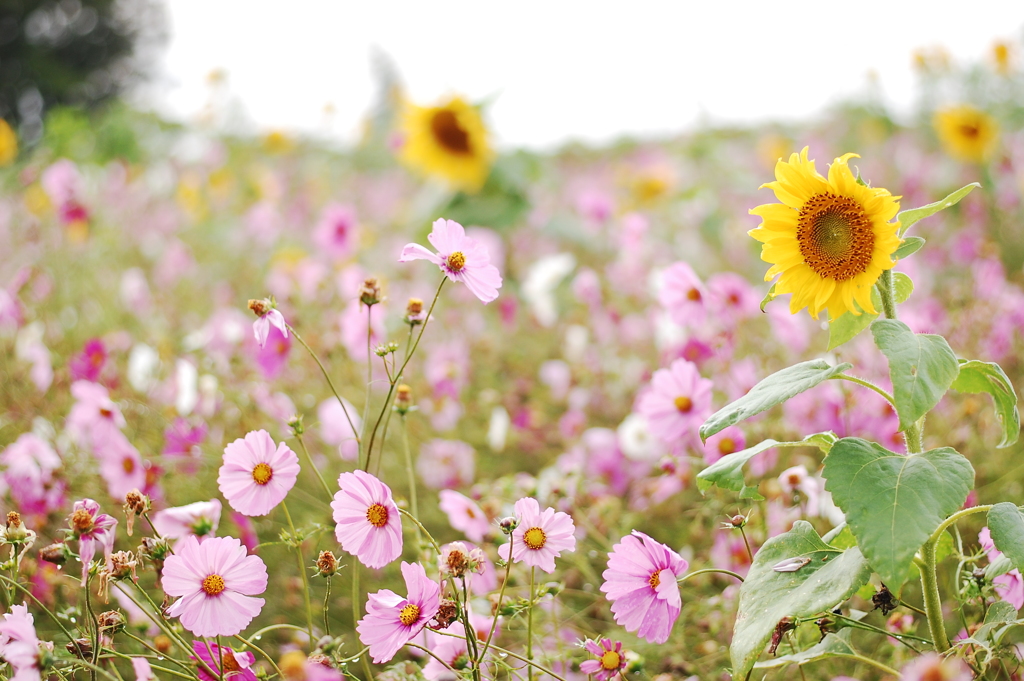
xmin=294 ymin=431 xmax=334 ymax=502
xmin=400 ymin=415 xmax=421 ymax=552
xmin=288 ymin=324 xmax=361 ymax=453
xmin=527 ymin=566 xmax=535 ymax=681
xmin=282 ymin=502 xmax=315 ymax=648
xmin=918 ymin=539 xmax=951 ymax=652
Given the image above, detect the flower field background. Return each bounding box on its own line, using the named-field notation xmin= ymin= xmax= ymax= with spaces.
xmin=3 ymin=40 xmax=1024 ymax=681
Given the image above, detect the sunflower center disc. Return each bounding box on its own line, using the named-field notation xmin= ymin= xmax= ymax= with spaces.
xmin=797 ymin=192 xmax=875 ymax=281
xmin=523 ymin=526 xmax=547 ymax=550
xmin=431 ymin=110 xmax=472 ymax=155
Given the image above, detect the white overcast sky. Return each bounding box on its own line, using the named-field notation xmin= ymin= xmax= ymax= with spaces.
xmin=146 ymin=1 xmax=1024 ymax=150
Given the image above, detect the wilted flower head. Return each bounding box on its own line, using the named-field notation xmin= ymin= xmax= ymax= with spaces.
xmin=248 ymin=297 xmax=288 ymax=349
xmin=69 ymin=498 xmax=117 ymax=586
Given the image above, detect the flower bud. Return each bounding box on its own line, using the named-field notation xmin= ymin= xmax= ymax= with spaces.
xmin=405 ymin=297 xmax=426 ymax=325
xmin=139 ymin=536 xmax=171 ymax=564
xmin=315 ymin=550 xmax=337 ymax=577
xmin=288 ymin=414 xmax=305 ymax=435
xmin=359 ymin=277 xmax=382 ymax=306
xmin=67 ymin=639 xmax=93 ymax=658
xmin=498 ymin=516 xmax=519 ymax=534
xmin=394 ymin=384 xmax=413 ymax=415
xmin=248 ymin=298 xmax=272 ymax=317
xmin=39 ymin=542 xmax=71 ymax=565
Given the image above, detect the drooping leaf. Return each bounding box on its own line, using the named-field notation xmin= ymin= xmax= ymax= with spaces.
xmin=898 ymin=183 xmax=980 ymax=236
xmin=893 ymin=236 xmax=926 ymax=260
xmin=700 ymin=361 xmax=852 ymax=442
xmin=988 ymin=503 xmax=1024 ymax=572
xmin=827 ymin=275 xmax=912 ymax=351
xmin=823 ymin=438 xmax=974 ymax=590
xmin=754 ymin=630 xmax=858 ymax=670
xmin=871 ymin=319 xmax=959 ymax=431
xmin=730 ymin=521 xmax=871 ymax=680
xmin=697 ymin=433 xmax=836 ymax=497
xmin=952 ymin=360 xmax=1020 ymax=448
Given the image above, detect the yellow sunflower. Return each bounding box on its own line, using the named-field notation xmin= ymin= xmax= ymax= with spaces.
xmin=0 ymin=119 xmax=17 ymax=166
xmin=749 ymin=148 xmax=902 ymax=321
xmin=934 ymin=105 xmax=999 ymax=164
xmin=398 ymin=96 xmax=493 ymax=193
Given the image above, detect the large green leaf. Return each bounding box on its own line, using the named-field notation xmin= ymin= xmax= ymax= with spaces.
xmin=753 ymin=631 xmax=857 ymax=670
xmin=952 ymin=359 xmax=1020 ymax=448
xmin=700 ymin=360 xmax=852 ymax=442
xmin=871 ymin=319 xmax=959 ymax=431
xmin=898 ymin=183 xmax=980 ymax=236
xmin=822 ymin=438 xmax=974 ymax=590
xmin=827 ymin=274 xmax=912 ymax=351
xmin=730 ymin=521 xmax=871 ymax=680
xmin=697 ymin=432 xmax=836 ymax=497
xmin=988 ymin=503 xmax=1024 ymax=572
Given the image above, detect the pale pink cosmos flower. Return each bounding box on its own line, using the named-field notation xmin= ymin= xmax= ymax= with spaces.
xmin=900 ymin=652 xmax=972 ymax=681
xmin=152 ymin=499 xmax=222 ymax=544
xmin=579 ymin=638 xmax=627 ymax=681
xmin=601 ymin=530 xmax=688 ymax=644
xmin=702 ymin=426 xmax=746 ymax=466
xmin=66 ymin=380 xmax=125 ymax=449
xmin=249 ymin=299 xmax=288 ymax=349
xmin=498 ymin=497 xmax=576 ymax=574
xmin=399 ymin=218 xmax=502 ymax=303
xmin=164 ymin=535 xmax=268 ymax=637
xmin=979 ymin=527 xmax=1024 ymax=609
xmin=192 ymin=641 xmax=257 ymax=681
xmin=1 ymin=433 xmax=65 ymax=517
xmin=131 ymin=658 xmax=155 ymax=681
xmin=438 ymin=489 xmax=491 ymax=543
xmin=218 ymin=430 xmax=300 ymax=517
xmin=69 ymin=498 xmax=117 ymax=586
xmin=96 ymin=429 xmax=146 ymax=500
xmin=417 ymin=439 xmax=475 ymax=489
xmin=313 ymin=203 xmax=359 ymax=260
xmin=0 ymin=604 xmax=42 ymax=681
xmin=635 ymin=359 xmax=713 ymax=447
xmin=332 ymin=470 xmax=403 ymax=569
xmin=659 ymin=261 xmax=706 ymax=328
xmin=318 ymin=396 xmax=361 ymax=461
xmin=357 ymin=561 xmax=441 ymax=664
xmin=422 ymin=621 xmax=471 ymax=680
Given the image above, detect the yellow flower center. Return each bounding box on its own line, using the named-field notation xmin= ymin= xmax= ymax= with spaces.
xmin=202 ymin=574 xmax=226 ymax=595
xmin=252 ymin=463 xmax=273 ymax=485
xmin=796 ymin=193 xmax=875 ymax=281
xmin=648 ymin=570 xmax=661 ymax=588
xmin=674 ymin=396 xmax=693 ymax=413
xmin=366 ymin=503 xmax=389 ymax=528
xmin=686 ymin=287 xmax=702 ymax=302
xmin=122 ymin=457 xmax=136 ymax=474
xmin=447 ymin=251 xmax=467 ymax=272
xmin=221 ymin=651 xmax=240 ymax=673
xmin=523 ymin=527 xmax=547 ymax=550
xmin=718 ymin=437 xmax=737 ymax=455
xmin=430 ymin=109 xmax=472 ymax=155
xmin=71 ymin=509 xmax=94 ymax=533
xmin=399 ymin=603 xmax=421 ymax=626
xmin=600 ymin=650 xmax=622 ymax=671
xmin=958 ymin=123 xmax=980 ymax=140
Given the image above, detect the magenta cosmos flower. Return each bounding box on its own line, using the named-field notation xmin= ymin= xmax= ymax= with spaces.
xmin=438 ymin=489 xmax=491 ymax=543
xmin=580 ymin=638 xmax=627 ymax=681
xmin=635 ymin=358 xmax=713 ymax=446
xmin=399 ymin=218 xmax=502 ymax=303
xmin=69 ymin=498 xmax=117 ymax=586
xmin=191 ymin=641 xmax=257 ymax=681
xmin=498 ymin=497 xmax=576 ymax=573
xmin=163 ymin=535 xmax=268 ymax=637
xmin=357 ymin=561 xmax=441 ymax=664
xmin=601 ymin=530 xmax=689 ymax=644
xmin=218 ymin=430 xmax=300 ymax=517
xmin=332 ymin=470 xmax=402 ymax=569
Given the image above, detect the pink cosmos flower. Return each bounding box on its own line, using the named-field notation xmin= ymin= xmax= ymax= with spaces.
xmin=635 ymin=359 xmax=713 ymax=447
xmin=900 ymin=653 xmax=972 ymax=681
xmin=69 ymin=498 xmax=117 ymax=586
xmin=417 ymin=439 xmax=476 ymax=489
xmin=600 ymin=530 xmax=688 ymax=644
xmin=66 ymin=380 xmax=125 ymax=449
xmin=313 ymin=203 xmax=359 ymax=260
xmin=979 ymin=527 xmax=1024 ymax=609
xmin=332 ymin=471 xmax=403 ymax=569
xmin=218 ymin=430 xmax=300 ymax=516
xmin=152 ymin=499 xmax=222 ymax=544
xmin=250 ymin=301 xmax=288 ymax=349
xmin=162 ymin=418 xmax=207 ymax=458
xmin=251 ymin=324 xmax=291 ymax=379
xmin=164 ymin=535 xmax=268 ymax=637
xmin=357 ymin=561 xmax=442 ymax=664
xmin=317 ymin=396 xmax=361 ymax=461
xmin=0 ymin=604 xmax=42 ymax=681
xmin=69 ymin=339 xmax=107 ymax=382
xmin=702 ymin=426 xmax=746 ymax=466
xmin=659 ymin=262 xmax=706 ymax=328
xmin=421 ymin=621 xmax=471 ymax=680
xmin=438 ymin=489 xmax=491 ymax=543
xmin=498 ymin=497 xmax=576 ymax=574
xmin=96 ymin=429 xmax=147 ymax=500
xmin=399 ymin=218 xmax=502 ymax=304
xmin=579 ymin=638 xmax=627 ymax=681
xmin=706 ymin=272 xmax=759 ymax=323
xmin=1 ymin=433 xmax=65 ymax=517
xmin=191 ymin=641 xmax=257 ymax=681
xmin=132 ymin=657 xmax=155 ymax=681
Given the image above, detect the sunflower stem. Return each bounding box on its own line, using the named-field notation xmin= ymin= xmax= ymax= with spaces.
xmin=919 ymin=537 xmax=952 ymax=653
xmin=877 ymin=269 xmax=898 ymax=321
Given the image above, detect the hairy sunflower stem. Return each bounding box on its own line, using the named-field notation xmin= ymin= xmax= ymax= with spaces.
xmin=919 ymin=538 xmax=951 ymax=653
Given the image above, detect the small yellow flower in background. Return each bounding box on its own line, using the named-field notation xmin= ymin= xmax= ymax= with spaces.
xmin=24 ymin=184 xmax=50 ymax=216
xmin=0 ymin=119 xmax=17 ymax=166
xmin=992 ymin=40 xmax=1015 ymax=75
xmin=749 ymin=148 xmax=902 ymax=321
xmin=262 ymin=130 xmax=295 ymax=155
xmin=398 ymin=95 xmax=494 ymax=193
xmin=934 ymin=105 xmax=999 ymax=164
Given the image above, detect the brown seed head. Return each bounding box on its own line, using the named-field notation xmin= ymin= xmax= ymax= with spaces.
xmin=316 ymin=550 xmax=338 ymax=577
xmin=7 ymin=511 xmax=21 ymax=528
xmin=359 ymin=277 xmax=382 ymax=306
xmin=248 ymin=298 xmax=271 ymax=317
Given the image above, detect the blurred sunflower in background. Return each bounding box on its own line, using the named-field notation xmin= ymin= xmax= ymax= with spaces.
xmin=934 ymin=105 xmax=999 ymax=163
xmin=0 ymin=119 xmax=17 ymax=166
xmin=749 ymin=148 xmax=902 ymax=321
xmin=398 ymin=95 xmax=493 ymax=193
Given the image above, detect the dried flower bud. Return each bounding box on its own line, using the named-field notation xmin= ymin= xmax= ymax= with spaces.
xmin=67 ymin=639 xmax=93 ymax=658
xmin=97 ymin=610 xmax=126 ymax=635
xmin=405 ymin=297 xmax=426 ymax=325
xmin=3 ymin=511 xmax=30 ymax=543
xmin=395 ymin=384 xmax=413 ymax=414
xmin=39 ymin=542 xmax=70 ymax=565
xmin=429 ymin=599 xmax=459 ymax=630
xmin=872 ymin=585 xmax=898 ymax=615
xmin=123 ymin=490 xmax=149 ymax=537
xmin=109 ymin=551 xmax=139 ymax=581
xmin=359 ymin=277 xmax=382 ymax=306
xmin=139 ymin=536 xmax=171 ymax=564
xmin=498 ymin=516 xmax=519 ymax=534
xmin=315 ymin=550 xmax=337 ymax=577
xmin=441 ymin=543 xmax=471 ymax=578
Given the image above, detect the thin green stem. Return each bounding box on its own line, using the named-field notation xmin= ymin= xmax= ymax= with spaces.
xmin=398 ymin=508 xmax=441 ymax=555
xmin=0 ymin=574 xmax=76 ymax=642
xmin=833 ymin=374 xmax=897 ymax=408
xmin=282 ymin=502 xmax=316 ymax=648
xmin=738 ymin=526 xmax=755 ymax=564
xmin=527 ymin=566 xmax=535 ymax=681
xmin=400 ymin=415 xmax=421 ymax=552
xmin=477 ymin=535 xmax=512 ymax=667
xmin=460 ymin=578 xmax=481 ymax=681
xmin=323 ymin=576 xmax=332 ymax=637
xmin=361 ymin=305 xmax=373 ymax=468
xmin=930 ymin=505 xmax=992 ymax=545
xmin=233 ymin=634 xmax=284 ymax=678
xmin=288 ymin=324 xmax=360 ymax=449
xmin=84 ymin=575 xmax=99 ymax=681
xmin=60 ymin=657 xmax=122 ymax=681
xmin=122 ymin=631 xmax=197 ymax=676
xmin=678 ymin=568 xmax=745 ymax=583
xmin=829 ymin=653 xmax=901 ymax=678
xmin=121 ymin=585 xmax=219 ymax=681
xmin=351 ymin=565 xmax=374 ymax=681
xmin=405 ymin=643 xmax=458 ymax=674
xmin=294 ymin=431 xmax=334 ymax=502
